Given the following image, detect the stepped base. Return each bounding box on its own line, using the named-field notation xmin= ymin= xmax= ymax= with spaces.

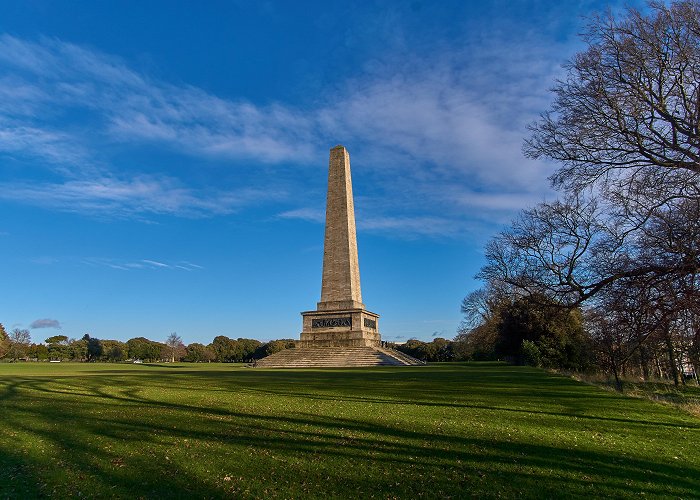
xmin=254 ymin=346 xmax=424 ymax=368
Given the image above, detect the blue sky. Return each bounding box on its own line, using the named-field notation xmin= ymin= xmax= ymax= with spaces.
xmin=0 ymin=0 xmax=639 ymax=345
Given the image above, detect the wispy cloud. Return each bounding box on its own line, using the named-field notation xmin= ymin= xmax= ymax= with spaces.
xmin=142 ymin=259 xmax=169 ymax=268
xmin=82 ymin=257 xmax=203 ymax=271
xmin=360 ymin=215 xmax=466 ymax=238
xmin=0 ymin=27 xmax=580 ymax=236
xmin=0 ymin=176 xmax=280 ymax=218
xmin=0 ymin=118 xmax=92 ymax=173
xmin=30 ymin=318 xmax=61 ymax=329
xmin=278 ymin=208 xmax=325 ymax=223
xmin=280 ymin=206 xmax=484 ymax=239
xmin=180 ymin=261 xmax=203 ymax=269
xmin=0 ymin=34 xmax=303 ymax=219
xmin=0 ymin=34 xmax=318 ymax=166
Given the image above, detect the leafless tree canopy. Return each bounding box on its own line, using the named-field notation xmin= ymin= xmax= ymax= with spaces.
xmin=478 ymin=195 xmax=700 ymax=306
xmin=478 ymin=2 xmax=700 ymax=306
xmin=165 ymin=332 xmax=184 ymax=363
xmin=478 ymin=194 xmax=610 ymax=304
xmin=525 ymin=1 xmax=700 ymax=197
xmin=459 ymin=281 xmax=514 ymax=330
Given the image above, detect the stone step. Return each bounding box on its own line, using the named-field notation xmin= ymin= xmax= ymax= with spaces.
xmin=254 ymin=346 xmax=424 ymax=368
xmin=376 ymin=347 xmax=425 ymax=365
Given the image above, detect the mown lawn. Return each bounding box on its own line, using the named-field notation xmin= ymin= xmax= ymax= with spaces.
xmin=0 ymin=362 xmax=698 ymax=498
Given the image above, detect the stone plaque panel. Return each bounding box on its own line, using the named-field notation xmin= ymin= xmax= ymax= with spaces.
xmin=312 ymin=317 xmax=352 ymax=328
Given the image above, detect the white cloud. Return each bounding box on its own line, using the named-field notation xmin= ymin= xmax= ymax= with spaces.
xmin=360 ymin=215 xmax=466 ymax=238
xmin=0 ymin=35 xmax=319 ymax=166
xmin=280 ymin=207 xmax=475 ymax=239
xmin=179 ymin=261 xmax=203 ymax=269
xmin=142 ymin=259 xmax=169 ymax=268
xmin=82 ymin=257 xmax=203 ymax=271
xmin=107 ymin=93 xmax=318 ymax=164
xmin=319 ymin=32 xmax=572 ymax=200
xmin=0 ymin=176 xmax=280 ymax=218
xmin=278 ymin=207 xmax=325 ymax=223
xmin=0 ymin=119 xmax=92 ymax=172
xmin=0 ymin=29 xmax=580 ymax=235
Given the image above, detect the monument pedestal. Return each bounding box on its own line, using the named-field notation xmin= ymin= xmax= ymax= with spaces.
xmin=298 ymin=308 xmax=379 ymax=348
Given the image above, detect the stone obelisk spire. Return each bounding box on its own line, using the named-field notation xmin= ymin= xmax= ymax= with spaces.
xmin=318 ymin=145 xmax=364 ymax=311
xmin=298 ymin=145 xmax=380 ymax=348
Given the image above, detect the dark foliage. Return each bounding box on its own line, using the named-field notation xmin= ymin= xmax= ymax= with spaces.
xmin=126 ymin=337 xmax=166 ymax=362
xmin=209 ymin=336 xmax=262 ymax=363
xmin=396 ymin=338 xmax=455 ymax=362
xmin=183 ymin=343 xmax=215 ymax=363
xmin=253 ymin=339 xmax=296 ymax=360
xmin=496 ymin=295 xmax=591 ymax=370
xmin=83 ymin=334 xmax=103 ymax=362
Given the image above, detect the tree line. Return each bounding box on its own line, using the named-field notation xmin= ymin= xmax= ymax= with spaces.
xmin=0 ymin=322 xmax=463 ymax=364
xmin=459 ymin=2 xmax=700 ymax=389
xmin=0 ymin=324 xmax=295 ymax=363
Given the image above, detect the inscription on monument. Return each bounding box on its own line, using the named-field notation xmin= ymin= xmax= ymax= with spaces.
xmin=363 ymin=318 xmax=376 ymax=329
xmin=312 ymin=317 xmax=352 ymax=328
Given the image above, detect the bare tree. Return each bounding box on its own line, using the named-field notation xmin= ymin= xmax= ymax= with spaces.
xmin=8 ymin=328 xmax=32 ymax=361
xmin=480 ymin=194 xmax=700 ymax=302
xmin=165 ymin=332 xmax=184 ymax=363
xmin=478 ymin=193 xmax=623 ymax=305
xmin=455 ymin=282 xmax=514 ymax=361
xmin=459 ymin=281 xmax=513 ymax=330
xmin=481 ymin=3 xmax=700 ymax=306
xmin=525 ymin=1 xmax=700 ymax=205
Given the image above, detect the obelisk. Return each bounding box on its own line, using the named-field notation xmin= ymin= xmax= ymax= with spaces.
xmin=298 ymin=145 xmax=380 ymax=348
xmin=318 ymin=145 xmax=363 ymax=311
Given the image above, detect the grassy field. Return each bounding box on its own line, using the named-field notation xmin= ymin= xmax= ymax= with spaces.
xmin=0 ymin=362 xmax=698 ymax=499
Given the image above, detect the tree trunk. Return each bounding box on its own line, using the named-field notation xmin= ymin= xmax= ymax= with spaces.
xmin=664 ymin=331 xmax=680 ymax=387
xmin=610 ymin=353 xmax=623 ymax=392
xmin=655 ymin=355 xmax=664 ymax=379
xmin=640 ymin=346 xmax=650 ymax=381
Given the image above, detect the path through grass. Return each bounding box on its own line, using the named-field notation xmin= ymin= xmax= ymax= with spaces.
xmin=0 ymin=362 xmax=698 ymax=498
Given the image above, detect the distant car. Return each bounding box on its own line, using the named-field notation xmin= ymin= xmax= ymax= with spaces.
xmin=133 ymin=359 xmax=143 ymax=364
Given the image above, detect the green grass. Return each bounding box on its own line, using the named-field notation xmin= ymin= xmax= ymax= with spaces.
xmin=0 ymin=362 xmax=698 ymax=498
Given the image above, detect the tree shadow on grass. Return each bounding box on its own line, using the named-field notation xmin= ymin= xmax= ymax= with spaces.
xmin=78 ymin=365 xmax=699 ymax=430
xmin=4 ymin=366 xmax=698 ymax=434
xmin=0 ymin=365 xmax=698 ymax=498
